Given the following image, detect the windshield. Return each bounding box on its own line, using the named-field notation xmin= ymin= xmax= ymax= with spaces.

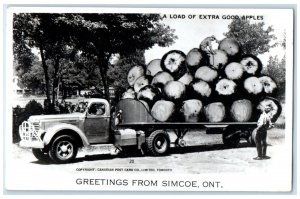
xmin=72 ymin=101 xmax=88 ymax=113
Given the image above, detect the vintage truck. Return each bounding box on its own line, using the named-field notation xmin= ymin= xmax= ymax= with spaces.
xmin=19 ymin=98 xmax=279 ymax=164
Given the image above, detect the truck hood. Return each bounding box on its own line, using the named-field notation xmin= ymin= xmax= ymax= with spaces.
xmin=29 ymin=113 xmax=84 ymax=122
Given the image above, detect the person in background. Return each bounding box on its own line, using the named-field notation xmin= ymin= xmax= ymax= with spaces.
xmin=253 ymin=105 xmax=274 ymax=160
xmin=65 ymin=102 xmax=73 ymax=113
xmin=200 ymin=35 xmax=219 ymax=55
xmin=43 ymin=99 xmax=51 ymax=114
xmin=54 ymin=100 xmax=60 ymax=114
xmin=89 ymin=103 xmax=105 ymax=115
xmin=59 ymin=100 xmax=66 ymax=113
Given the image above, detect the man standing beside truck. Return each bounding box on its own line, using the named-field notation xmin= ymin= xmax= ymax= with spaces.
xmin=253 ymin=105 xmax=274 ymax=160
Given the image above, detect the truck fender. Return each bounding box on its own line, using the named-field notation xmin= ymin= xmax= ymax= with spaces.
xmin=43 ymin=123 xmax=90 ymax=147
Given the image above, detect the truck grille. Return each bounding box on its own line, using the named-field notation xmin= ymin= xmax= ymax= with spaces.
xmin=32 ymin=122 xmax=40 ymax=131
xmin=19 ymin=121 xmax=42 ymax=142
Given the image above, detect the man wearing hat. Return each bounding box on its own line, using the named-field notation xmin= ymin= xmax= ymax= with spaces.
xmin=200 ymin=35 xmax=219 ymax=55
xmin=253 ymin=105 xmax=274 ymax=160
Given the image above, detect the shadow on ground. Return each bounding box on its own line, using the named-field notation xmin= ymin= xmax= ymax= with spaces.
xmin=30 ymin=142 xmax=262 ymax=165
xmin=86 ymin=142 xmax=253 ymax=162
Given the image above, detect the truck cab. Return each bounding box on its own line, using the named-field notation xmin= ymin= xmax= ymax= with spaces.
xmin=19 ymin=98 xmax=113 ymax=163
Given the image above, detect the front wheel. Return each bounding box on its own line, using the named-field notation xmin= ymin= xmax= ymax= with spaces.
xmin=49 ymin=135 xmax=78 ymax=164
xmin=146 ymin=130 xmax=170 ymax=156
xmin=32 ymin=148 xmax=51 ymax=162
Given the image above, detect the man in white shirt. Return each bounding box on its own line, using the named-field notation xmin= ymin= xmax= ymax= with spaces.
xmin=253 ymin=105 xmax=274 ymax=160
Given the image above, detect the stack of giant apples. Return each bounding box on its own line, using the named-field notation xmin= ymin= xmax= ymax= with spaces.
xmin=123 ymin=37 xmax=281 ymax=123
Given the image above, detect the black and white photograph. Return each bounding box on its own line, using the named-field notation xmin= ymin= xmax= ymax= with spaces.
xmin=3 ymin=6 xmax=294 ymax=192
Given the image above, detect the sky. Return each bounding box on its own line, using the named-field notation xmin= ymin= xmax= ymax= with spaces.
xmin=29 ymin=9 xmax=291 ymax=68
xmin=144 ymin=10 xmax=291 ymax=67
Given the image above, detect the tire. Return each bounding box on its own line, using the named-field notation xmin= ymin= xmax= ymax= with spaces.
xmin=49 ymin=135 xmax=78 ymax=164
xmin=146 ymin=130 xmax=170 ymax=156
xmin=32 ymin=148 xmax=51 ymax=162
xmin=222 ymin=127 xmax=240 ymax=148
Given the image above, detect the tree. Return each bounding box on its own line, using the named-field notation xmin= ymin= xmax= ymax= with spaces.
xmin=13 ymin=41 xmax=36 ymax=75
xmin=280 ymin=30 xmax=286 ymax=49
xmin=16 ymin=57 xmax=45 ymax=94
xmin=13 ymin=13 xmax=177 ymax=103
xmin=263 ymin=32 xmax=286 ymax=101
xmin=264 ymin=55 xmax=286 ymax=101
xmin=107 ymin=50 xmax=146 ymax=101
xmin=224 ymin=18 xmax=277 ymax=55
xmin=14 ymin=14 xmax=50 ymax=101
xmin=60 ymin=53 xmax=100 ymax=97
xmin=13 ymin=13 xmax=79 ymax=109
xmin=61 ymin=13 xmax=177 ymax=100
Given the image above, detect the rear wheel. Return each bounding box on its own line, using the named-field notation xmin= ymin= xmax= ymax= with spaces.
xmin=146 ymin=130 xmax=170 ymax=156
xmin=222 ymin=127 xmax=241 ymax=148
xmin=49 ymin=135 xmax=78 ymax=164
xmin=32 ymin=148 xmax=50 ymax=162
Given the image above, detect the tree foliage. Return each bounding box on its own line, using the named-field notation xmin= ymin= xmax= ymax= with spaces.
xmin=60 ymin=54 xmax=100 ymax=92
xmin=13 ymin=13 xmax=177 ymax=103
xmin=280 ymin=31 xmax=286 ymax=49
xmin=13 ymin=52 xmax=45 ymax=94
xmin=224 ymin=18 xmax=277 ymax=55
xmin=13 ymin=13 xmax=77 ymax=104
xmin=265 ymin=55 xmax=286 ymax=101
xmin=107 ymin=50 xmax=146 ymax=101
xmin=59 ymin=13 xmax=177 ymax=99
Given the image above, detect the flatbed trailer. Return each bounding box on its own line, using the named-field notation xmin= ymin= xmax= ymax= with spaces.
xmin=115 ymin=99 xmax=261 ymax=154
xmin=118 ymin=121 xmax=257 ymax=147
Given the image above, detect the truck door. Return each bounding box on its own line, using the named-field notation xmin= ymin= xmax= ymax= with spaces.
xmin=84 ymin=102 xmax=110 ymax=144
